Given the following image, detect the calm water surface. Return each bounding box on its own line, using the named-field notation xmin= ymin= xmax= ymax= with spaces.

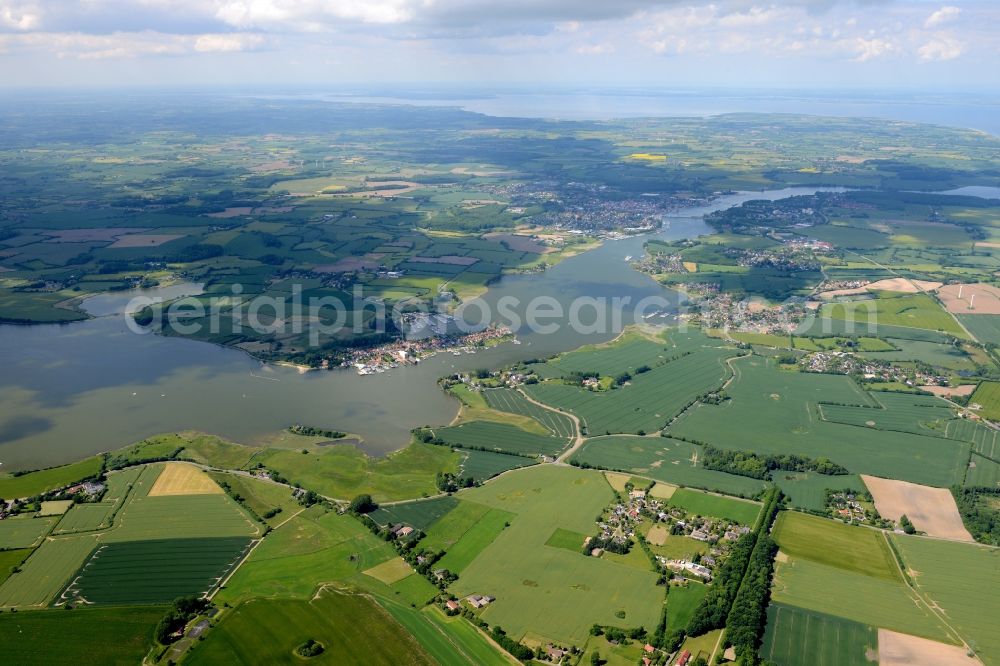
xmin=0 ymin=187 xmax=848 ymax=470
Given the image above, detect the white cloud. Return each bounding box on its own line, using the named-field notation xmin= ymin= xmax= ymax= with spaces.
xmin=194 ymin=32 xmax=264 ymax=52
xmin=852 ymin=36 xmax=895 ymax=62
xmin=0 ymin=2 xmax=40 ymax=30
xmin=918 ymin=35 xmax=964 ymax=61
xmin=575 ymin=42 xmax=613 ymax=55
xmin=924 ymin=6 xmax=961 ymax=29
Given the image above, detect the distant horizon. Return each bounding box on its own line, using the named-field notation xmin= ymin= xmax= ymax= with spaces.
xmin=0 ymin=2 xmax=998 ymax=89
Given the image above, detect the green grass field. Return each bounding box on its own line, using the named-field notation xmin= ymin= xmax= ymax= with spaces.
xmin=0 ymin=548 xmax=31 ymax=585
xmin=420 ymin=500 xmax=492 ymax=552
xmin=65 ymin=537 xmax=253 ymax=605
xmin=668 ymin=488 xmax=761 ymax=525
xmin=525 ymin=346 xmax=735 ymax=435
xmin=894 ymin=536 xmax=1000 ymax=665
xmin=434 ymin=420 xmax=569 ymax=457
xmin=459 ymin=449 xmax=537 ymax=482
xmin=51 ymin=503 xmax=117 ymax=534
xmin=570 ymin=435 xmax=767 ymax=498
xmin=761 ymin=603 xmax=878 ymax=666
xmin=670 ymin=357 xmax=970 ymax=487
xmin=369 ymin=496 xmax=459 ymax=531
xmin=545 ymin=527 xmax=588 ymax=552
xmin=666 ymin=583 xmax=708 ymax=632
xmin=0 ymin=606 xmax=163 ymax=665
xmin=377 ymin=599 xmax=513 ymax=666
xmin=771 ymin=557 xmax=953 ymax=643
xmin=818 ymin=392 xmax=955 ymax=438
xmin=958 ymin=314 xmax=1000 ymax=345
xmin=966 ymin=454 xmax=1000 ymax=488
xmin=0 ymin=534 xmax=98 ymax=607
xmin=216 ymin=507 xmax=396 ymax=604
xmin=436 ymin=507 xmax=513 ymax=573
xmin=483 ymin=388 xmax=577 ymax=437
xmin=0 ymin=456 xmax=103 ymax=498
xmin=533 ymin=330 xmax=680 ymax=378
xmin=447 ymin=466 xmax=663 ymax=645
xmin=971 ymin=381 xmax=1000 ymax=421
xmin=822 ymin=293 xmax=968 ymax=338
xmin=187 ymin=589 xmax=435 ymax=665
xmin=102 ymin=490 xmax=261 ymax=542
xmin=773 ymin=472 xmax=866 ymax=512
xmin=255 ymin=442 xmax=458 ymax=502
xmin=772 ymin=512 xmax=898 ymax=581
xmin=206 ymin=472 xmax=300 ymax=527
xmin=0 ymin=516 xmax=57 ymax=549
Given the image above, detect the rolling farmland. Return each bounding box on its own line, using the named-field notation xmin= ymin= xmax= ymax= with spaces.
xmin=893 ymin=536 xmax=1000 ymax=665
xmin=459 ymin=449 xmax=537 ymax=482
xmin=187 ymin=589 xmax=435 ymax=666
xmin=63 ymin=536 xmax=254 ymax=605
xmin=448 ymin=466 xmax=663 ymax=645
xmin=524 ymin=346 xmax=736 ymax=435
xmin=670 ymin=357 xmax=970 ymax=487
xmin=772 ymin=511 xmax=898 ymax=580
xmin=482 ymin=388 xmax=577 ymax=437
xmin=434 ymin=420 xmax=568 ymax=457
xmin=668 ymin=488 xmax=761 ymax=525
xmin=571 ymin=435 xmax=767 ymax=497
xmin=761 ymin=603 xmax=877 ymax=666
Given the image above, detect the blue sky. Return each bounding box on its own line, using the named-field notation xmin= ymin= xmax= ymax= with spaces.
xmin=0 ymin=1 xmax=997 ymax=88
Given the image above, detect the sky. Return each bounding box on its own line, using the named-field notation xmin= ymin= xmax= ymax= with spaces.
xmin=0 ymin=0 xmax=998 ymax=89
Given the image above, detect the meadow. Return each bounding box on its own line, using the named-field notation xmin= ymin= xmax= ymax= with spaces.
xmin=0 ymin=515 xmax=57 ymax=549
xmin=66 ymin=536 xmax=253 ymax=605
xmin=434 ymin=420 xmax=569 ymax=457
xmin=818 ymin=392 xmax=955 ymax=438
xmin=101 ymin=491 xmax=261 ymax=542
xmin=771 ymin=557 xmax=953 ymax=643
xmin=419 ymin=500 xmax=492 ymax=551
xmin=670 ymin=357 xmax=971 ymax=487
xmin=0 ymin=455 xmax=103 ymax=498
xmin=378 ymin=599 xmax=514 ymax=666
xmin=761 ymin=603 xmax=877 ymax=666
xmin=447 ymin=466 xmax=663 ymax=645
xmin=525 ymin=346 xmax=736 ymax=435
xmin=187 ymin=589 xmax=435 ymax=666
xmin=459 ymin=449 xmax=537 ymax=482
xmin=570 ymin=435 xmax=767 ymax=498
xmin=369 ymin=495 xmax=459 ymax=531
xmin=772 ymin=472 xmax=865 ymax=512
xmin=957 ymin=314 xmax=1000 ymax=345
xmin=216 ymin=507 xmax=397 ymax=604
xmin=532 ymin=331 xmax=679 ymax=378
xmin=255 ymin=442 xmax=459 ymax=502
xmin=821 ymin=293 xmax=968 ymax=338
xmin=668 ymin=488 xmax=761 ymax=525
xmin=0 ymin=534 xmax=98 ymax=607
xmin=771 ymin=512 xmax=898 ymax=581
xmin=482 ymin=388 xmax=577 ymax=437
xmin=970 ymin=381 xmax=1000 ymax=421
xmin=206 ymin=472 xmax=300 ymax=527
xmin=894 ymin=536 xmax=1000 ymax=665
xmin=435 ymin=508 xmax=513 ymax=573
xmin=51 ymin=503 xmax=117 ymax=534
xmin=666 ymin=583 xmax=708 ymax=632
xmin=0 ymin=606 xmax=164 ymax=665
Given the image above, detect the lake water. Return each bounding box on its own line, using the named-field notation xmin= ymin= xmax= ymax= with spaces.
xmin=0 ymin=187 xmax=844 ymax=471
xmin=283 ymin=88 xmax=1000 ymax=137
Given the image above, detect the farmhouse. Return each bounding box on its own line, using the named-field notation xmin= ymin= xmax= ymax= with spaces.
xmin=466 ymin=594 xmax=495 ymax=608
xmin=445 ymin=600 xmax=461 ymax=612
